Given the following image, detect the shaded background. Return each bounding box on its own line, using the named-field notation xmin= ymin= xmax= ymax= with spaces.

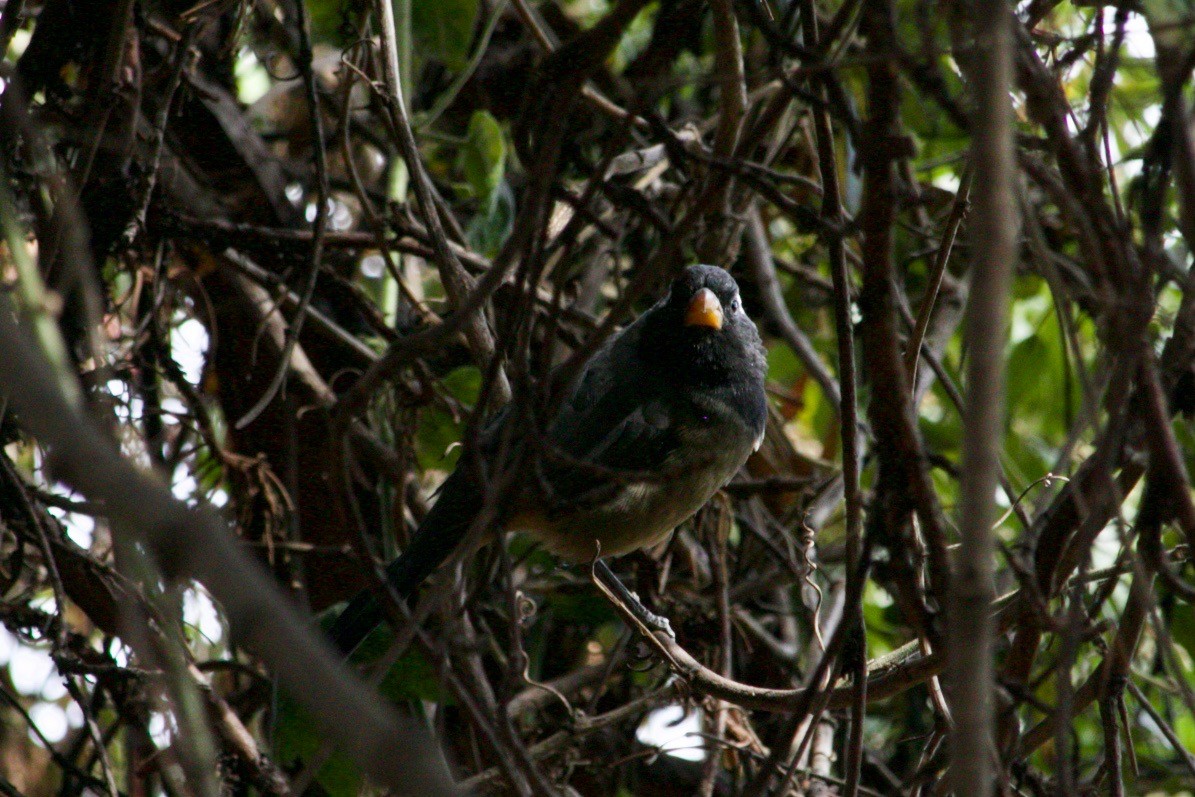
xmin=0 ymin=0 xmax=1194 ymax=794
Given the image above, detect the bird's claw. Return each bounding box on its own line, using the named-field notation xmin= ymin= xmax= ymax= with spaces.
xmin=649 ymin=613 xmax=675 ymax=640
xmin=592 ymin=561 xmax=677 ymax=640
xmin=625 ymin=589 xmax=675 ymax=638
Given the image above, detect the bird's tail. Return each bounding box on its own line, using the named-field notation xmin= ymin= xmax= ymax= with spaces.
xmin=326 ymin=467 xmax=483 ymax=656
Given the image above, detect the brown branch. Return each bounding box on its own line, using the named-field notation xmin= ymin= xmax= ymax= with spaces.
xmin=744 ymin=211 xmax=842 ymax=411
xmin=1018 ymin=571 xmax=1151 ymax=756
xmin=1125 ymin=680 xmax=1195 ymax=781
xmin=373 ymin=0 xmax=508 ymax=404
xmin=234 ymin=0 xmax=334 ymax=430
xmin=857 ymin=0 xmax=952 ymax=633
xmin=800 ymin=0 xmax=867 ymax=788
xmin=592 ymin=555 xmax=945 ymax=714
xmin=904 ymin=171 xmax=971 ymax=383
xmin=947 ymin=1 xmax=1017 ymax=792
xmin=697 ymin=0 xmax=748 ymax=264
xmin=0 ymin=295 xmax=459 ymax=795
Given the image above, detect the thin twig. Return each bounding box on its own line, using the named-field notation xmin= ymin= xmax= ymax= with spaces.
xmin=235 ymin=0 xmax=332 ymax=429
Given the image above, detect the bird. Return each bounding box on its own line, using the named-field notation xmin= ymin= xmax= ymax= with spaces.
xmin=327 ymin=264 xmax=769 ymax=655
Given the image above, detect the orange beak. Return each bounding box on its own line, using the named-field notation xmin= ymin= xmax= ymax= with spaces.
xmin=685 ymin=288 xmax=724 ymax=330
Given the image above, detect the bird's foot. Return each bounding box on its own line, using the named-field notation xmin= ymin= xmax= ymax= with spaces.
xmin=626 ymin=589 xmax=675 ymax=639
xmin=591 ymin=560 xmax=677 ymax=640
xmin=647 ymin=612 xmax=675 ymax=640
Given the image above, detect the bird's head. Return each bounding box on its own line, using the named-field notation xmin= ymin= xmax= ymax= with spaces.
xmin=639 ymin=265 xmax=766 ymax=387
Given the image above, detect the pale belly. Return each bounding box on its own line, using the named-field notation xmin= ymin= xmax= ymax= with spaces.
xmin=532 ymin=423 xmax=758 ymax=562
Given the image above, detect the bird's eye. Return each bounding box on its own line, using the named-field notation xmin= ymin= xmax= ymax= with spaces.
xmin=730 ymin=296 xmax=741 ymax=313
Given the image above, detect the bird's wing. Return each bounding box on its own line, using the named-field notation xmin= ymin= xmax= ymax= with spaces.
xmin=542 ymin=345 xmax=683 ymax=511
xmin=328 ymin=321 xmax=665 ymax=655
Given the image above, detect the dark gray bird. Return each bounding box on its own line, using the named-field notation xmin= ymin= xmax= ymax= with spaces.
xmin=328 ymin=264 xmax=768 ymax=655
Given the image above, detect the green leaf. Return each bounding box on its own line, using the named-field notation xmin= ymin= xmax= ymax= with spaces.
xmin=349 ymin=613 xmax=446 ymax=704
xmin=1141 ymin=0 xmax=1195 ymax=54
xmin=416 ymin=406 xmax=459 ymax=471
xmin=458 ymin=110 xmax=506 ymax=205
xmin=1176 ymin=710 xmax=1195 ymax=752
xmin=466 ymin=181 xmax=515 ymax=257
xmin=389 ymin=157 xmax=409 ymax=203
xmin=766 ymin=341 xmax=803 ymax=388
xmin=415 ymin=366 xmax=482 ymax=471
xmin=548 ymin=591 xmax=618 ymax=627
xmin=306 ymin=0 xmax=350 ymax=44
xmin=272 ymin=628 xmax=445 ymax=793
xmin=442 ymin=363 xmax=483 ymax=404
xmin=273 ymin=689 xmax=363 ymax=797
xmin=376 ymin=646 xmax=446 ymax=704
xmin=411 ymin=0 xmax=480 ymax=71
xmin=1171 ymin=602 xmax=1195 ymax=660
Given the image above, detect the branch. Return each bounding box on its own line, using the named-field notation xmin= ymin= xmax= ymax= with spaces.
xmin=0 ymin=296 xmax=459 ymax=795
xmin=373 ymin=0 xmax=508 ymax=403
xmin=857 ymin=0 xmax=952 ymax=632
xmin=592 ymin=557 xmax=944 ymax=713
xmin=948 ymin=1 xmax=1018 ymax=792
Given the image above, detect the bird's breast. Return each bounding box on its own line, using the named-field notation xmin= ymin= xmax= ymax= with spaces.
xmin=531 ymin=414 xmax=758 ymax=563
